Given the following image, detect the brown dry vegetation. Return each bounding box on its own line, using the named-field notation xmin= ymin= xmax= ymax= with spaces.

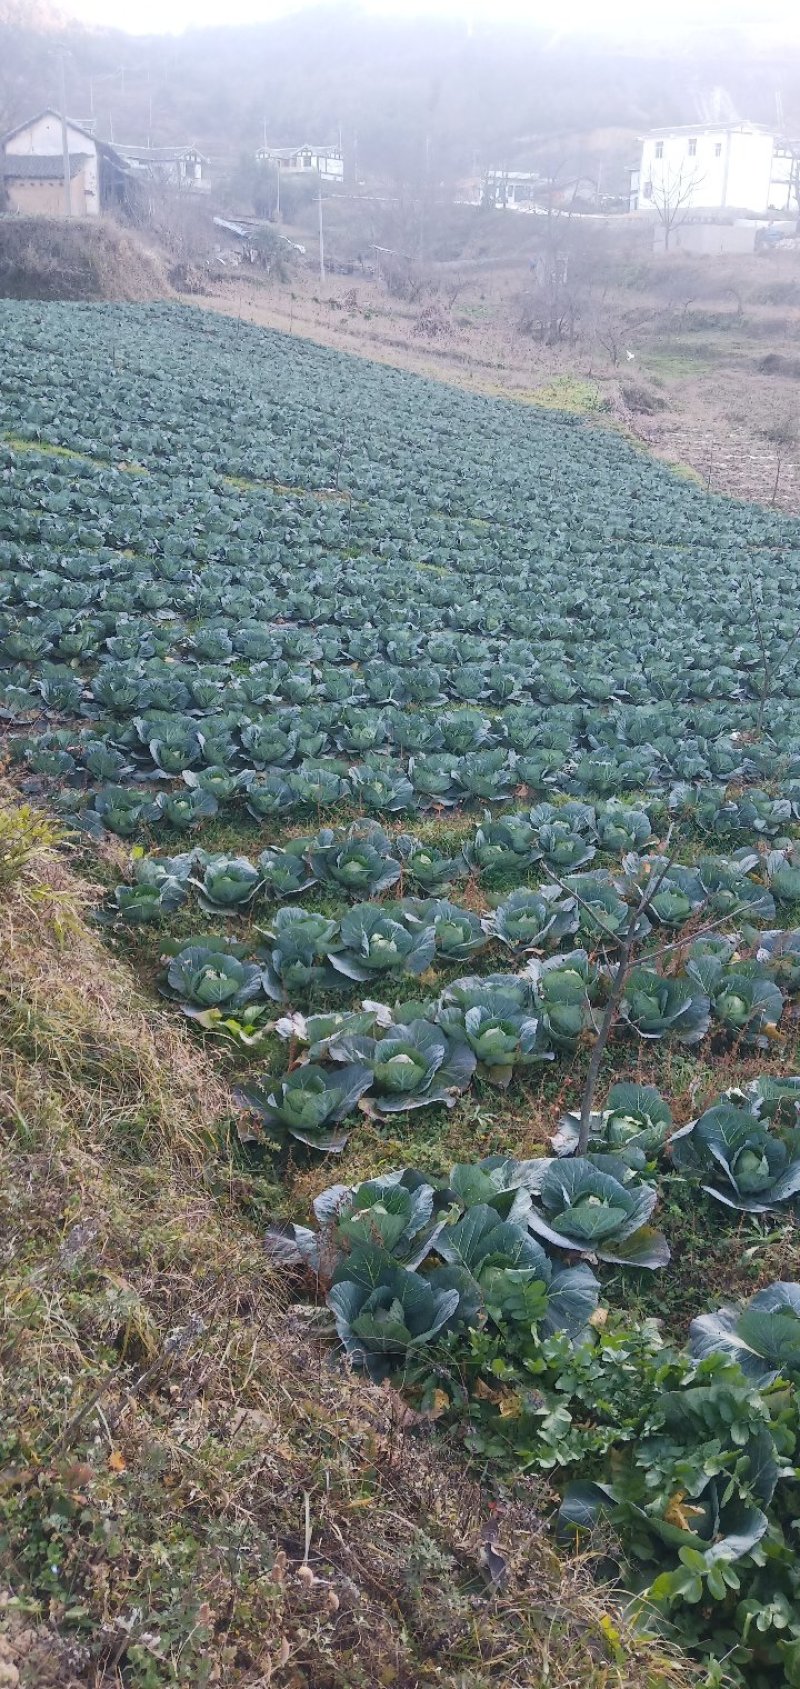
xmin=0 ymin=797 xmax=694 ymax=1689
xmin=0 ymin=218 xmax=170 ymax=303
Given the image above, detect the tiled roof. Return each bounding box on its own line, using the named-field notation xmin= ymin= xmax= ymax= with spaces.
xmin=1 ymin=152 xmax=89 ymax=180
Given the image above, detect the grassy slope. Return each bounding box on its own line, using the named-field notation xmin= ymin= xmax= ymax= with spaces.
xmin=0 ymin=800 xmax=692 ymax=1689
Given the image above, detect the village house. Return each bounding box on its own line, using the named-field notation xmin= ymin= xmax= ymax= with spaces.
xmin=630 ymin=121 xmax=800 ymax=216
xmin=256 ymin=143 xmax=344 ymax=182
xmin=0 ymin=109 xmax=129 ymax=216
xmin=115 ymin=143 xmax=210 ymax=191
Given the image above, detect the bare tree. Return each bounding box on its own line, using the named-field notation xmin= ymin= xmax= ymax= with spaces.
xmin=759 ymin=405 xmax=800 ymax=507
xmin=646 ymin=164 xmax=703 ymax=251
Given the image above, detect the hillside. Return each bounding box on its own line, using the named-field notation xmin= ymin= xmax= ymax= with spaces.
xmin=2 ymin=0 xmax=800 ymax=184
xmin=4 ymin=300 xmax=800 ymax=1687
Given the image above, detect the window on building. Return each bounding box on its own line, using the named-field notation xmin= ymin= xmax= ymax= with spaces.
xmin=715 ymin=141 xmax=722 ymax=157
xmin=643 ymin=180 xmax=653 ymax=199
xmin=688 ymin=138 xmax=697 ymax=157
xmin=655 ymin=141 xmax=664 ymax=159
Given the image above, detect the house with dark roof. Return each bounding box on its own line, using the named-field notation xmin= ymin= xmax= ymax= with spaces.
xmin=256 ymin=143 xmax=343 ymax=182
xmin=0 ymin=109 xmax=129 ymax=216
xmin=115 ymin=143 xmax=210 ymax=191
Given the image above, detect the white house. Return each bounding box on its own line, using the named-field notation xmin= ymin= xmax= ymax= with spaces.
xmin=630 ymin=122 xmax=799 ymax=216
xmin=115 ymin=144 xmax=210 ymax=192
xmin=0 ymin=108 xmax=128 ymax=216
xmin=256 ymin=144 xmax=344 ymax=182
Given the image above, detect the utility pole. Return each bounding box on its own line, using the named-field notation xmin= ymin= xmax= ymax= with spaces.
xmin=276 ymin=159 xmax=280 ymax=219
xmin=58 ymin=51 xmax=71 ymax=217
xmin=318 ymin=184 xmax=325 ymax=280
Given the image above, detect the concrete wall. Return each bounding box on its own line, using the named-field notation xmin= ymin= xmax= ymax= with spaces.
xmin=5 ymin=115 xmax=99 ymax=214
xmin=654 ymin=220 xmax=758 ymax=255
xmin=6 ymin=168 xmax=88 ymax=217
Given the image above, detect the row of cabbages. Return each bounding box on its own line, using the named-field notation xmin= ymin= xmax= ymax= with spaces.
xmin=109 ymin=815 xmax=800 ymax=923
xmin=159 ymin=912 xmax=789 ymax=1040
xmin=12 ymin=698 xmax=800 ymax=820
xmin=262 ymin=1076 xmax=800 ymax=1368
xmin=155 ymin=933 xmax=794 ymax=1148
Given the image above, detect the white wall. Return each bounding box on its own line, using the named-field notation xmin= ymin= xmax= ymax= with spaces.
xmin=316 ymin=154 xmax=344 ymax=180
xmin=639 ymin=129 xmax=774 ymax=214
xmin=5 ymin=114 xmax=99 ymax=213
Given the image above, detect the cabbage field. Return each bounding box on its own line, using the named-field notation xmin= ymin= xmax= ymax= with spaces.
xmin=6 ymin=300 xmax=800 ymax=1686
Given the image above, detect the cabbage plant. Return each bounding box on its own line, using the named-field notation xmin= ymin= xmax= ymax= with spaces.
xmin=395 ymin=898 xmax=487 ymax=962
xmin=156 ymin=788 xmax=218 ymax=831
xmin=489 ymin=886 xmax=576 ymax=952
xmin=670 ymin=1103 xmax=800 ymax=1212
xmin=350 ymin=763 xmax=415 ymax=812
xmin=163 ymin=944 xmax=264 ymax=1011
xmin=525 ymin=1157 xmax=669 ymax=1267
xmin=244 ymin=772 xmax=293 ymax=819
xmin=434 ymin=1204 xmax=599 ymax=1336
xmin=709 ymin=969 xmax=783 ymax=1041
xmin=274 ymin=1006 xmax=393 ymax=1060
xmin=766 ymin=848 xmax=800 ymax=904
xmin=619 ymin=967 xmax=711 ymax=1044
xmin=461 ymin=1003 xmax=550 ymax=1084
xmin=320 ymin=1173 xmax=447 ymax=1267
xmin=235 ymin=1061 xmax=373 ymax=1151
xmin=190 ymin=853 xmax=261 ymax=913
xmin=537 ymin=821 xmax=596 ymax=873
xmin=689 ymin=1281 xmax=800 ymax=1385
xmin=596 ymin=803 xmax=653 ymax=855
xmin=527 ymin=951 xmax=596 ymax=1051
xmin=330 ymin=1018 xmax=475 ymax=1113
xmin=330 ymin=905 xmax=436 ymax=983
xmin=308 ymin=822 xmax=400 ymax=896
xmin=327 ymin=1245 xmax=473 ymax=1381
xmin=462 ymin=815 xmax=540 ymax=882
xmin=93 ymin=785 xmax=160 ymax=837
xmin=258 ymin=843 xmax=318 ymax=899
xmin=552 ymin=1081 xmax=672 ymax=1169
xmin=563 ymin=872 xmax=649 ymax=947
xmin=755 ymin=929 xmax=800 ymax=992
xmin=395 ymin=833 xmax=463 ymax=895
xmin=259 ymin=907 xmax=341 ymax=999
xmin=698 ymin=855 xmax=775 ymax=922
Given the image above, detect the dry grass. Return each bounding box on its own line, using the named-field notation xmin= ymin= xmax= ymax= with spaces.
xmin=0 ymin=218 xmax=170 ymax=304
xmin=0 ymin=802 xmax=694 ymax=1688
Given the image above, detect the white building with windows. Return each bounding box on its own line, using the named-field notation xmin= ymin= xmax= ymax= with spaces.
xmin=630 ymin=122 xmax=798 ymax=216
xmin=115 ymin=144 xmax=210 ymax=191
xmin=256 ymin=144 xmax=344 ymax=181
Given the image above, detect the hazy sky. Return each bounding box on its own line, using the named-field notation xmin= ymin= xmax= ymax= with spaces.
xmin=61 ymin=0 xmax=800 ymax=39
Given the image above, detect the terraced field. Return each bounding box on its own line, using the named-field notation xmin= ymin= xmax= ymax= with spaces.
xmin=5 ymin=300 xmax=800 ymax=1686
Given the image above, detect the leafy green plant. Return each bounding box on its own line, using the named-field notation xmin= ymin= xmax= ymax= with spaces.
xmin=329 ymin=1017 xmax=476 ymax=1113
xmin=330 ymin=904 xmax=436 ymax=983
xmin=670 ymin=1103 xmax=800 ymax=1212
xmin=235 ymin=1061 xmax=373 ymax=1150
xmin=552 ymin=1081 xmax=672 ymax=1169
xmin=689 ymin=1282 xmax=800 ymax=1385
xmin=328 ymin=1245 xmax=473 ymax=1381
xmin=525 ymin=1157 xmax=670 ymax=1267
xmin=190 ymin=852 xmax=261 ymax=913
